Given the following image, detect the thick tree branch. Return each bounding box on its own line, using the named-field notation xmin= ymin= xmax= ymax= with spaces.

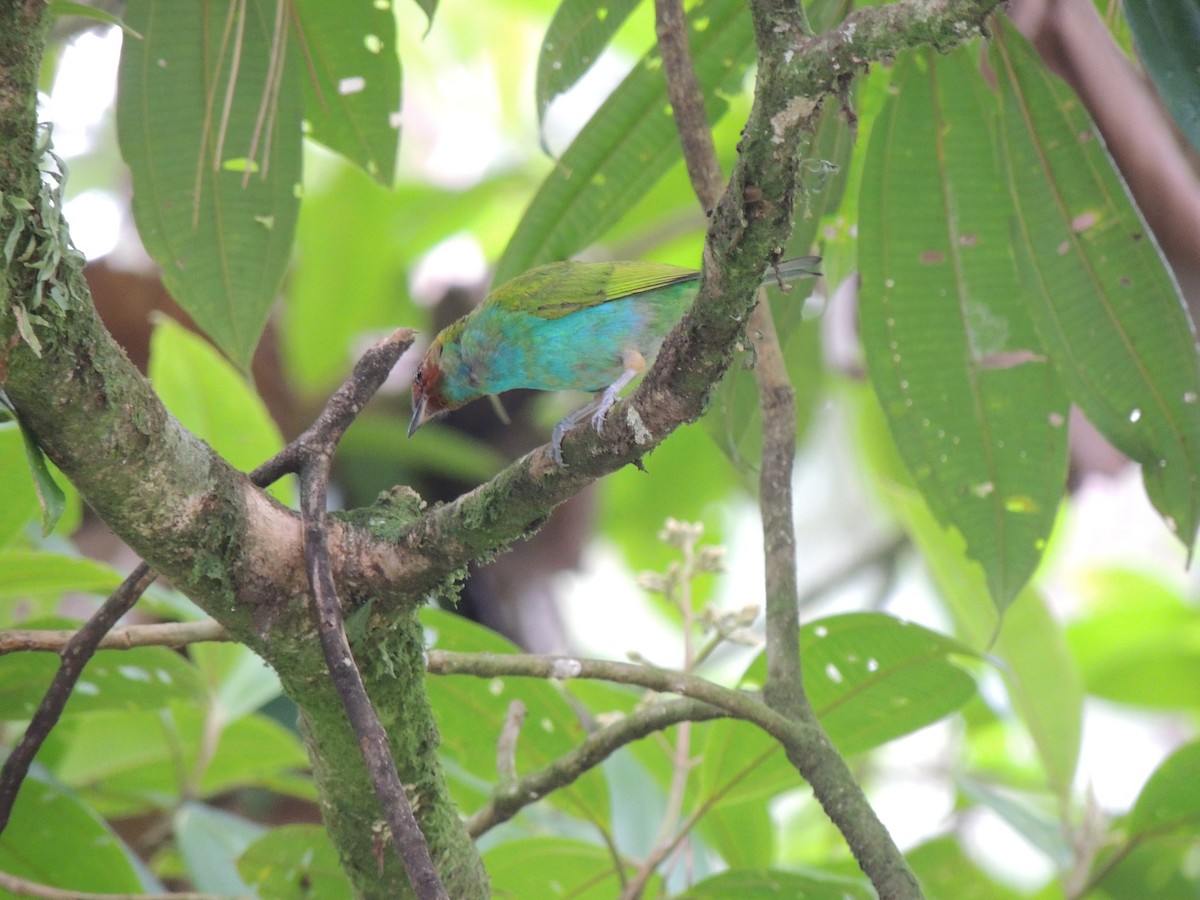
xmin=0 ymin=1 xmax=1000 ymax=894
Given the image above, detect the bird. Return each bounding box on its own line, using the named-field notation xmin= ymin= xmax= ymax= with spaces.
xmin=408 ymin=256 xmax=821 ymax=466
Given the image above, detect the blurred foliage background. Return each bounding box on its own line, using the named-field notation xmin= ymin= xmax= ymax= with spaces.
xmin=3 ymin=0 xmax=1200 ymax=896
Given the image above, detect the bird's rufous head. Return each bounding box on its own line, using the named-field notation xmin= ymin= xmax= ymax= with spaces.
xmin=408 ymin=340 xmax=453 ymax=437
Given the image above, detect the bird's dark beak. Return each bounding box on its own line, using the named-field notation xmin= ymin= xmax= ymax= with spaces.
xmin=408 ymin=395 xmax=426 ymax=438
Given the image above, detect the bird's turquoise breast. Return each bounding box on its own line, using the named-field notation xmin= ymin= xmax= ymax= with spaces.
xmin=460 ymin=282 xmax=696 ymax=395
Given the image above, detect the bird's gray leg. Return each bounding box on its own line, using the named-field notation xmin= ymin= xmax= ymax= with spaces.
xmin=548 ymin=350 xmax=646 ymax=466
xmin=592 ymin=350 xmax=646 ymax=434
xmin=550 ymin=397 xmax=601 ymax=467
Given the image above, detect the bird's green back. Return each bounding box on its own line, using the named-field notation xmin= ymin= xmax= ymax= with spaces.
xmin=488 ymin=261 xmax=698 ymax=320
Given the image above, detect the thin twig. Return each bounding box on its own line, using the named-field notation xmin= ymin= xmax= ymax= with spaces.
xmin=1 ymin=330 xmax=446 ymax=898
xmin=426 ymin=650 xmax=815 ymax=745
xmin=496 ymin=700 xmax=527 ymax=791
xmin=265 ymin=327 xmax=446 ymax=899
xmin=653 ymin=0 xmax=922 ymax=896
xmin=0 ymin=620 xmax=229 ymax=654
xmin=749 ymin=301 xmax=805 ymax=718
xmin=0 ymin=562 xmax=155 ymax=836
xmin=655 ymin=0 xmax=805 ymax=715
xmin=466 ymin=697 xmax=725 ymax=838
xmin=0 ymin=869 xmax=235 ymax=900
xmin=655 ymin=0 xmax=725 ymax=210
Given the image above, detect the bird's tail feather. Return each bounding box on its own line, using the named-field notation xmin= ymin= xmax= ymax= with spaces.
xmin=763 ymin=255 xmax=822 ymax=286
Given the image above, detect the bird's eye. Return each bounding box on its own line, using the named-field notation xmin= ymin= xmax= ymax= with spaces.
xmin=414 ymin=369 xmax=424 ymax=386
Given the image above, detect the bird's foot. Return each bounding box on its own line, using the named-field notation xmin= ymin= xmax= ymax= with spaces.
xmin=550 ymin=404 xmax=595 ymax=467
xmin=590 ymin=384 xmax=621 ymax=435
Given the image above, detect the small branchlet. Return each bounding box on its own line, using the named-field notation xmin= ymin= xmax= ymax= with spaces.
xmin=636 ymin=519 xmax=758 ymax=673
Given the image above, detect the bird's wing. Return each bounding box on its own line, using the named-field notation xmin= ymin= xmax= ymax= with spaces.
xmin=491 ymin=262 xmax=698 ymax=320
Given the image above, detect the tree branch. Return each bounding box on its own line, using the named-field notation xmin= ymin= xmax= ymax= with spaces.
xmin=0 ymin=620 xmax=229 ymax=654
xmin=425 ymin=650 xmax=817 ymax=745
xmin=466 ymin=697 xmax=725 ymax=838
xmin=0 ymin=868 xmax=232 ymax=900
xmin=262 ymin=329 xmax=448 ymax=900
xmin=0 ymin=563 xmax=155 ymax=837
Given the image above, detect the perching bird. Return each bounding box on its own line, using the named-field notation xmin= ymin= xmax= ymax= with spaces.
xmin=408 ymin=256 xmax=821 ymax=465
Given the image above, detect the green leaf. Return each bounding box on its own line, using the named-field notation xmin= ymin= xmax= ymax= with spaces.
xmin=48 ymin=0 xmax=143 ymax=37
xmin=1129 ymin=740 xmax=1200 ymax=838
xmin=189 ymin=640 xmax=284 ymax=723
xmin=988 ymin=589 xmax=1083 ymax=798
xmin=859 ymin=47 xmax=1069 ymax=611
xmin=291 ymin=0 xmax=401 ymax=184
xmin=175 ymin=801 xmax=264 ymax=895
xmin=1124 ymin=0 xmax=1200 ymax=154
xmin=907 ymin=836 xmax=1026 ymax=900
xmin=1088 ymin=834 xmax=1200 ymax=899
xmin=853 ymin=388 xmax=1084 ymax=797
xmin=495 ymin=0 xmax=754 ymax=284
xmin=148 ymin=317 xmax=292 ymax=505
xmin=676 ymin=867 xmax=873 ymax=899
xmin=1067 ymin=568 xmax=1200 ymax=711
xmin=0 ymin=550 xmax=124 ymax=602
xmin=343 ymin=416 xmax=508 ymax=485
xmin=0 ymin=765 xmax=146 ymax=894
xmin=196 ymin=713 xmax=311 ymax=798
xmin=47 ymin=706 xmax=304 ymax=818
xmin=958 ymin=777 xmax=1071 ymax=868
xmin=422 ymin=609 xmax=611 ymax=827
xmin=535 ymin=0 xmax=641 ymax=127
xmin=0 ymin=422 xmax=40 ymax=547
xmin=0 ymin=395 xmax=69 ymax=536
xmin=238 ymin=825 xmax=352 ymax=900
xmin=118 ymin=0 xmax=303 ymax=371
xmin=742 ymin=612 xmax=977 ymax=756
xmin=283 ymin=166 xmax=525 ymax=397
xmin=483 ymin=837 xmax=658 ymax=899
xmin=0 ymin=643 xmax=206 ymax=720
xmin=992 ymin=18 xmax=1200 ymax=548
xmin=406 ymin=0 xmax=438 ymax=31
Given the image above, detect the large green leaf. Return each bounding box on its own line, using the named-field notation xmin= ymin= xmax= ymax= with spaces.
xmin=118 ymin=0 xmax=303 ymax=370
xmin=677 ymin=867 xmax=873 ymax=899
xmin=189 ymin=639 xmax=285 ymax=723
xmin=742 ymin=612 xmax=977 ymax=756
xmin=1124 ymin=0 xmax=1200 ymax=154
xmin=0 ymin=641 xmax=206 ymax=720
xmin=238 ymin=824 xmax=352 ymax=900
xmin=0 ymin=765 xmax=146 ymax=894
xmin=1066 ymin=568 xmax=1200 ymax=711
xmin=47 ymin=706 xmax=307 ymax=818
xmin=149 ymin=318 xmax=292 ymax=505
xmin=992 ymin=18 xmax=1200 ymax=548
xmin=1128 ymin=741 xmax=1200 ymax=837
xmin=283 ymin=166 xmax=525 ymax=397
xmin=495 ymin=0 xmax=754 ymax=283
xmin=0 ymin=423 xmax=40 ymax=547
xmin=421 ymin=608 xmax=610 ymax=828
xmin=292 ymin=0 xmax=401 ymax=184
xmin=860 ymin=47 xmax=1069 ymax=611
xmin=535 ymin=0 xmax=642 ymax=127
xmin=0 ymin=550 xmax=124 ymax=603
xmin=483 ymin=837 xmax=659 ymax=898
xmin=175 ymin=801 xmax=264 ymax=896
xmin=853 ymin=386 xmax=1085 ymax=799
